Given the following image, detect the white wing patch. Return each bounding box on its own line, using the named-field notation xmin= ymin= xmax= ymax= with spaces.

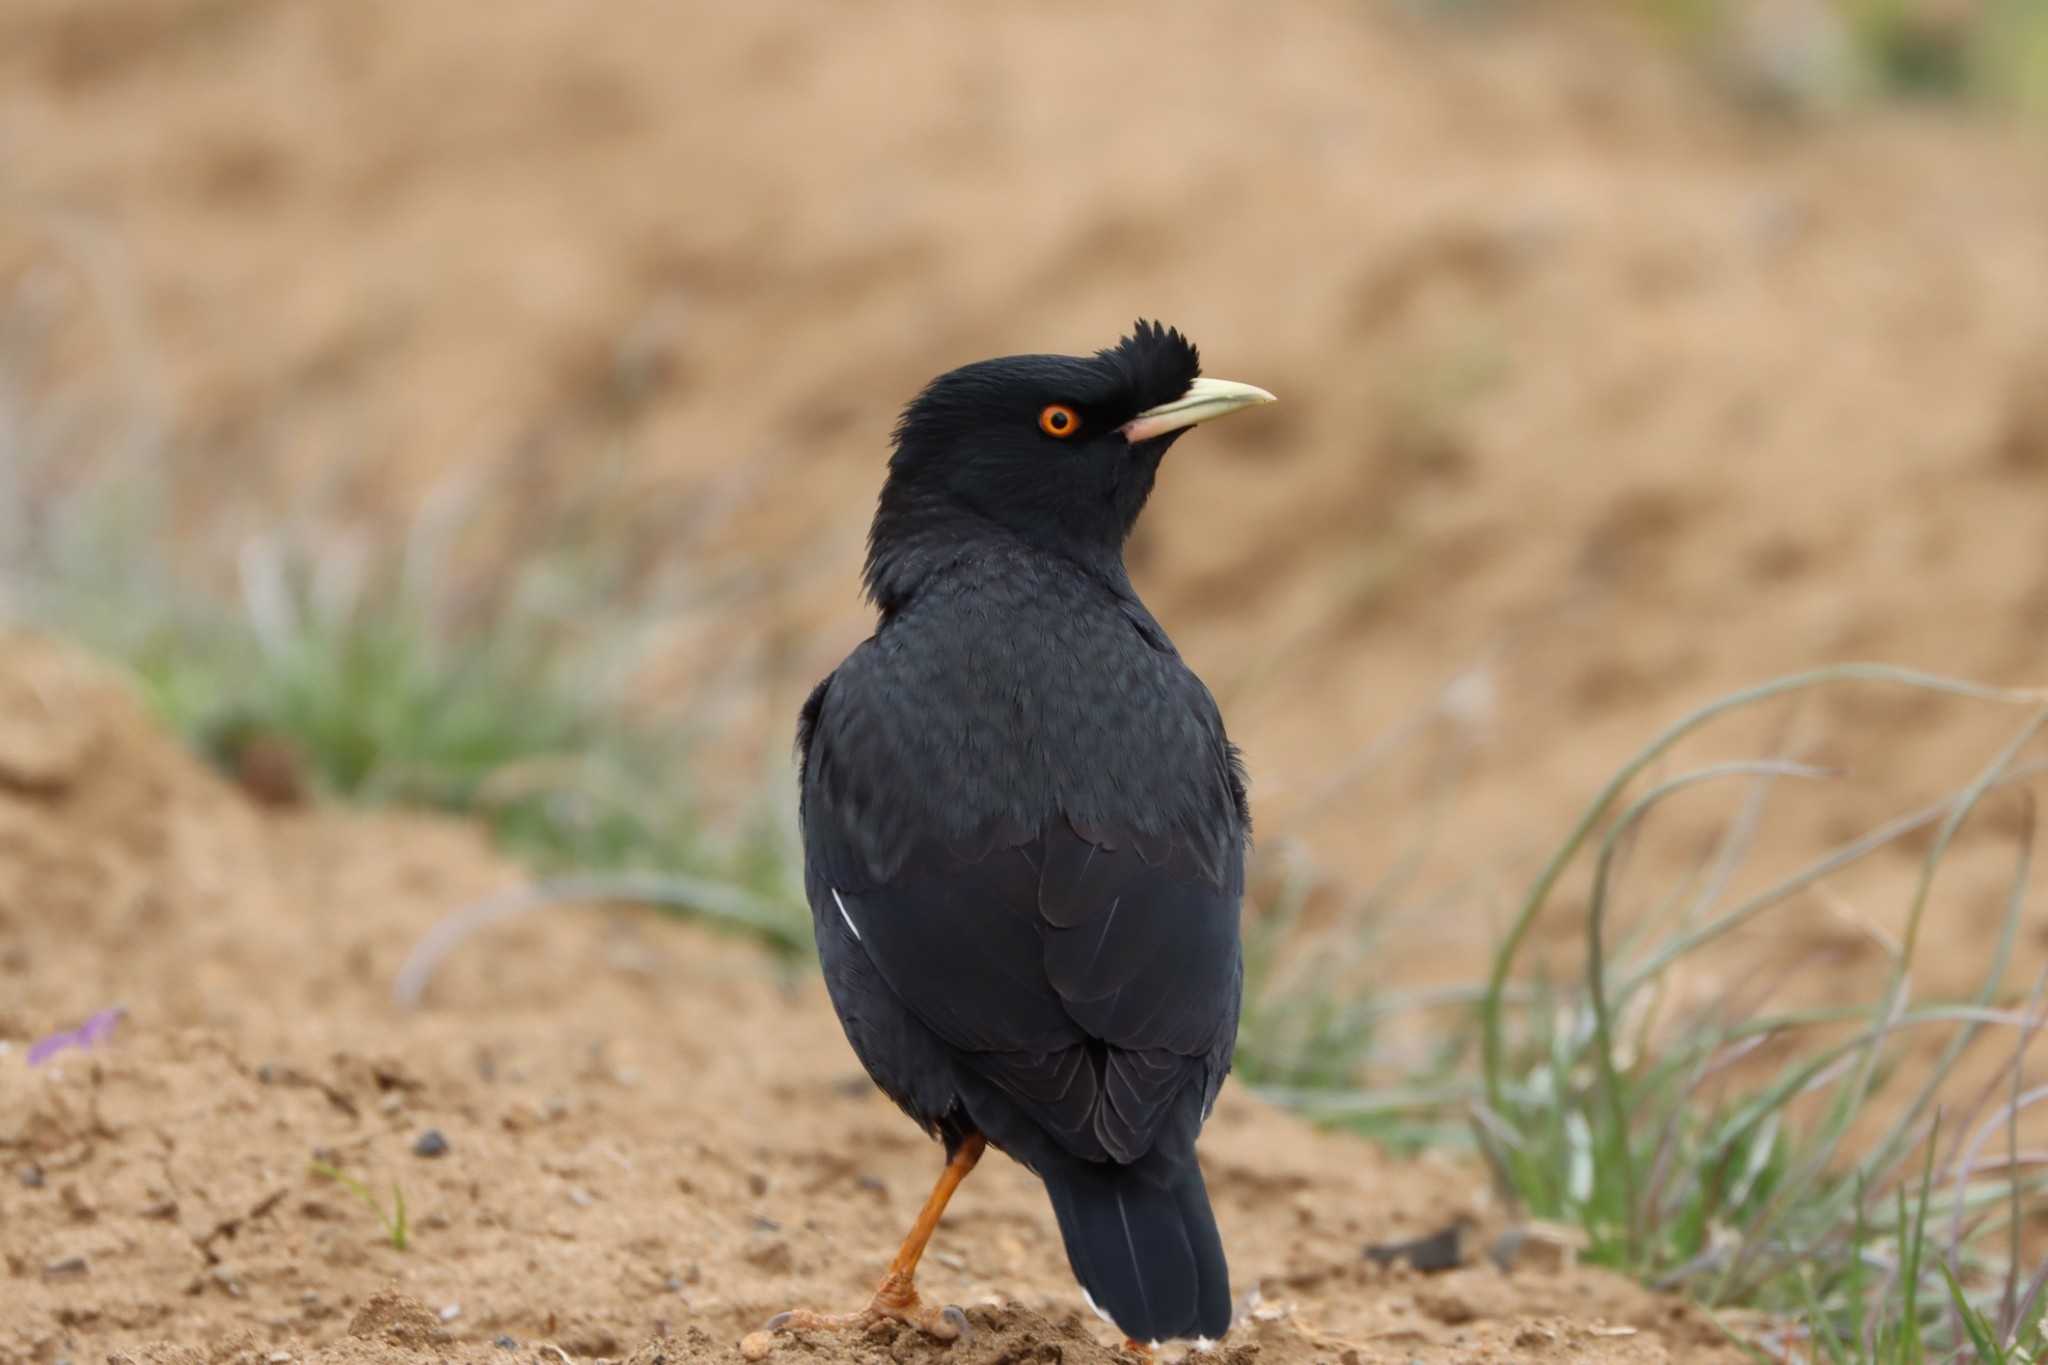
xmin=831 ymin=888 xmax=862 ymax=942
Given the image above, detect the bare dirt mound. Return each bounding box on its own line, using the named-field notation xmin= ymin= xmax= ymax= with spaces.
xmin=0 ymin=635 xmax=1728 ymax=1361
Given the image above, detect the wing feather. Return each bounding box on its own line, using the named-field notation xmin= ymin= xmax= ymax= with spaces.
xmin=801 ymin=658 xmax=1244 ymax=1166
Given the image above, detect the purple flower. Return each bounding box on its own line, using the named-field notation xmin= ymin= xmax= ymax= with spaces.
xmin=26 ymin=1007 xmax=126 ymax=1067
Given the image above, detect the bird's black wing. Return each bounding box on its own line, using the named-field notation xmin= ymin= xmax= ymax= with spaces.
xmin=800 ymin=662 xmax=1244 ymax=1167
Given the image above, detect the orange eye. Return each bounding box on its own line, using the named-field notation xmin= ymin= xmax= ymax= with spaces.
xmin=1038 ymin=404 xmax=1080 ymax=439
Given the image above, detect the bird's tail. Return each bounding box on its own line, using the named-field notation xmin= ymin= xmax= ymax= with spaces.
xmin=1039 ymin=1147 xmax=1231 ymax=1344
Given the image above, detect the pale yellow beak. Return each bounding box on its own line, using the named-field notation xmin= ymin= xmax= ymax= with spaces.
xmin=1119 ymin=377 xmax=1277 ymax=444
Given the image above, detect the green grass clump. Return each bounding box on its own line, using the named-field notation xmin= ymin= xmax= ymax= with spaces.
xmin=1240 ymin=665 xmax=2048 ymax=1359
xmin=1845 ymin=0 xmax=2048 ymax=109
xmin=182 ymin=545 xmax=806 ymax=956
xmin=309 ymin=1159 xmax=410 ymax=1251
xmin=1937 ymin=1259 xmax=2048 ymax=1365
xmin=1 ymin=431 xmax=810 ymax=961
xmin=1622 ymin=0 xmax=2048 ymax=112
xmin=4 ymin=267 xmax=805 ymax=958
xmin=1475 ymin=668 xmax=2046 ymax=1298
xmin=1475 ymin=667 xmax=2048 ymax=1355
xmin=132 ymin=543 xmax=704 ymax=868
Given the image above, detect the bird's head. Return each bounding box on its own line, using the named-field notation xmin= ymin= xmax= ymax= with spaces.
xmin=865 ymin=321 xmax=1275 ymax=606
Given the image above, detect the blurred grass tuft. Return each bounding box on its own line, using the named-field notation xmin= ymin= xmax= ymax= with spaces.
xmin=1245 ymin=666 xmax=2048 ymax=1358
xmin=1619 ymin=0 xmax=2048 ymax=111
xmin=0 ymin=260 xmax=810 ymax=952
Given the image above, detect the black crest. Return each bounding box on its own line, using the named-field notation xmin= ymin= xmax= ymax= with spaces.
xmin=1094 ymin=320 xmax=1202 ymax=417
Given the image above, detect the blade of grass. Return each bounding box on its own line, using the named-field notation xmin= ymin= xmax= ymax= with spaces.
xmin=1481 ymin=664 xmax=2048 ymax=1115
xmin=1582 ymin=760 xmax=1834 ymax=1260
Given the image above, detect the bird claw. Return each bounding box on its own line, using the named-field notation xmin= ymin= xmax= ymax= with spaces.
xmin=763 ymin=1293 xmax=970 ymax=1343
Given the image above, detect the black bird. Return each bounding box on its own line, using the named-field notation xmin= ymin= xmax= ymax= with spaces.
xmin=776 ymin=323 xmax=1273 ymax=1349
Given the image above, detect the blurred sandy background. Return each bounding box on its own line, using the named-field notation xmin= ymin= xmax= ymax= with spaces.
xmin=6 ymin=0 xmax=2048 ymax=989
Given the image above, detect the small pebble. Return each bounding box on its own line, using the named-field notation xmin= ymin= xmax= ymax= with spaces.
xmin=17 ymin=1164 xmax=44 ymax=1189
xmin=60 ymin=1183 xmax=96 ymax=1220
xmin=438 ymin=1302 xmax=462 ymax=1322
xmin=494 ymin=1336 xmax=519 ymax=1351
xmin=42 ymin=1254 xmax=89 ymax=1280
xmin=412 ymin=1129 xmax=450 ymax=1158
xmin=267 ymin=1353 xmax=293 ymax=1364
xmin=739 ymin=1330 xmax=777 ymax=1361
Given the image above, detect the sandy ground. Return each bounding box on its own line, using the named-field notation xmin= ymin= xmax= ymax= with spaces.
xmin=0 ymin=638 xmax=1737 ymax=1362
xmin=6 ymin=0 xmax=2048 ymax=1357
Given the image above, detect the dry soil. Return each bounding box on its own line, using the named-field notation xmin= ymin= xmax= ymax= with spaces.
xmin=0 ymin=637 xmax=1733 ymax=1362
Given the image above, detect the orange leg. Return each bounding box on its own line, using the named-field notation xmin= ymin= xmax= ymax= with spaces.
xmin=765 ymin=1135 xmax=986 ymax=1341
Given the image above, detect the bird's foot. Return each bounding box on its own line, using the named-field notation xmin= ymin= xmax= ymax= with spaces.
xmin=762 ymin=1271 xmax=971 ymax=1343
